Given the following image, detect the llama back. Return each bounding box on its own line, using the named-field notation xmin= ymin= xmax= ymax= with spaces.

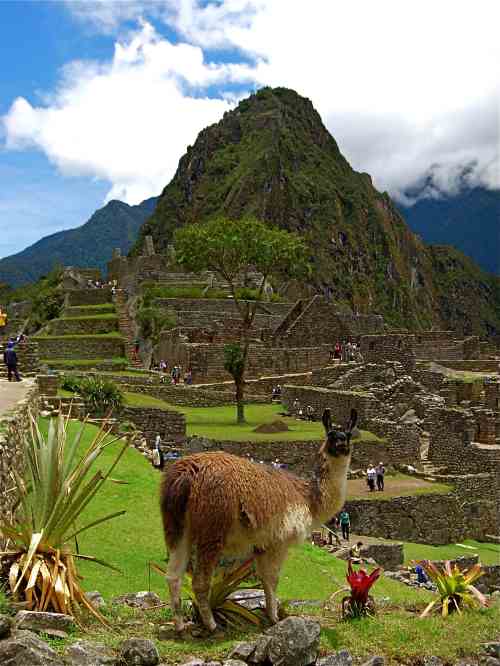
xmin=160 ymin=452 xmax=310 ymax=551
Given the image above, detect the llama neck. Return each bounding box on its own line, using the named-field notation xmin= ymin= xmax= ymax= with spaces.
xmin=308 ymin=454 xmax=351 ymax=525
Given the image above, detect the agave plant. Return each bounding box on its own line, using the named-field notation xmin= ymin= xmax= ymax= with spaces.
xmin=418 ymin=560 xmax=488 ymax=618
xmin=153 ymin=557 xmax=264 ymax=629
xmin=342 ymin=560 xmax=381 ymax=619
xmin=0 ymin=413 xmax=128 ymax=625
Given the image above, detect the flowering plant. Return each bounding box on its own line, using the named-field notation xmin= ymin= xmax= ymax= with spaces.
xmin=342 ymin=560 xmax=381 ymax=618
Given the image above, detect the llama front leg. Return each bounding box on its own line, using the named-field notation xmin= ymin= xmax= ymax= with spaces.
xmin=166 ymin=536 xmax=190 ymax=632
xmin=256 ymin=545 xmax=289 ymax=624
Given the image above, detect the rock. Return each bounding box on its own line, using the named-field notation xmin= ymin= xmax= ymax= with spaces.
xmin=178 ymin=660 xmax=204 ymax=666
xmin=333 ymin=547 xmax=351 ymax=560
xmin=481 ymin=659 xmax=500 ymax=666
xmin=399 ymin=408 xmax=419 ymax=424
xmin=14 ymin=610 xmax=75 ymax=637
xmin=112 ymin=591 xmax=161 ymax=609
xmin=0 ymin=613 xmax=12 ymax=639
xmin=85 ymin=591 xmax=106 ymax=610
xmin=65 ymin=639 xmax=119 ymax=665
xmin=223 ymin=661 xmax=248 ymax=666
xmin=263 ymin=617 xmax=321 ymax=665
xmin=250 ymin=636 xmax=272 ymax=663
xmin=423 ymin=658 xmax=444 ymax=666
xmin=229 ymin=588 xmax=266 ymax=610
xmin=361 ymin=658 xmax=385 ymax=666
xmin=360 ymin=543 xmax=404 ymax=569
xmin=119 ymin=638 xmax=160 ymax=666
xmin=483 ymin=644 xmax=500 ymax=659
xmin=318 ymin=649 xmax=353 ymax=666
xmin=0 ymin=629 xmax=65 ymax=665
xmin=229 ymin=642 xmax=257 ymax=661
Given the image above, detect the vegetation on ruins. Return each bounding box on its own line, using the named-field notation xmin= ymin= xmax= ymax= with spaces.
xmin=418 ymin=560 xmax=488 ymax=618
xmin=174 ymin=216 xmax=309 ymax=423
xmin=136 ymin=304 xmax=177 ymax=343
xmin=61 ymin=375 xmax=124 ymax=416
xmin=342 ymin=560 xmax=381 ymax=619
xmin=0 ymin=414 xmax=128 ymax=624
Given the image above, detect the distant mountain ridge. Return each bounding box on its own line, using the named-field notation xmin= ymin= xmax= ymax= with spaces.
xmin=0 ymin=197 xmax=158 ymax=287
xmin=398 ymin=186 xmax=500 ymax=275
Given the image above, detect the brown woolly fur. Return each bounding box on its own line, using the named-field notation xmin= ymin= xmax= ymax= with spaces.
xmin=160 ymin=408 xmax=357 ymax=632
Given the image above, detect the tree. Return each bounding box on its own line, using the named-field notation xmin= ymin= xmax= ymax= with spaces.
xmin=174 ymin=217 xmax=309 ymax=423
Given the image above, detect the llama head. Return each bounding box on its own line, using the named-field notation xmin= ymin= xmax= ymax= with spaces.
xmin=320 ymin=408 xmax=358 ymax=458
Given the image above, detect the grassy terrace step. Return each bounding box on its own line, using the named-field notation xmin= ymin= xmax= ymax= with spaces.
xmin=45 ymin=357 xmax=128 ymax=370
xmin=35 ymin=332 xmax=123 ymax=339
xmin=56 ymin=313 xmax=118 ymax=321
xmin=63 ymin=304 xmax=116 ymax=317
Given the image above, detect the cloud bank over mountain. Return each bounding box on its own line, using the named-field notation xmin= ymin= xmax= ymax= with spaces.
xmin=3 ymin=0 xmax=499 ymax=205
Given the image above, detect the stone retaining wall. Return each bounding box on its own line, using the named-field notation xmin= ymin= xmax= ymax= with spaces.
xmin=437 ymin=360 xmax=499 ymax=373
xmin=0 ymin=383 xmax=39 ymax=540
xmin=282 ymin=385 xmax=380 ymax=426
xmin=48 ymin=317 xmax=118 ymax=336
xmin=184 ymin=436 xmax=392 ymax=476
xmin=360 ymin=334 xmax=416 ymax=372
xmin=66 ymin=289 xmax=112 ymax=307
xmin=121 ymin=406 xmax=186 ymax=445
xmin=36 ymin=336 xmax=125 ymax=360
xmin=155 ymin=298 xmax=291 ymax=318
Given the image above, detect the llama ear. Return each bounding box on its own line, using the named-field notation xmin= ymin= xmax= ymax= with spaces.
xmin=346 ymin=408 xmax=358 ymax=435
xmin=322 ymin=408 xmax=332 ymax=436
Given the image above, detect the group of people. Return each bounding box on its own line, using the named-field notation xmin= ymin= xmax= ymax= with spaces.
xmin=154 ymin=360 xmax=193 ymax=385
xmin=366 ymin=462 xmax=385 ymax=492
xmin=291 ymin=399 xmax=315 ymax=420
xmin=271 ymin=385 xmax=282 ymax=401
xmin=330 ymin=339 xmax=363 ymax=363
xmin=86 ymin=278 xmax=117 ymax=292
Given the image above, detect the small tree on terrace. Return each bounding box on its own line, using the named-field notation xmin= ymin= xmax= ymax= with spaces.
xmin=174 ymin=217 xmax=309 ymax=423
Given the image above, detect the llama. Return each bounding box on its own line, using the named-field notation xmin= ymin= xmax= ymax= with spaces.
xmin=160 ymin=407 xmax=357 ymax=632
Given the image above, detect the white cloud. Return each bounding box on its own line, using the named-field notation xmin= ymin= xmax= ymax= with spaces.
xmin=4 ymin=0 xmax=500 ymax=206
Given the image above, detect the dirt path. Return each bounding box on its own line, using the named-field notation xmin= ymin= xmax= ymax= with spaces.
xmin=0 ymin=377 xmax=33 ymax=417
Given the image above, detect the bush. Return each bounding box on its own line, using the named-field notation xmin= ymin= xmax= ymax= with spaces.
xmin=60 ymin=374 xmax=82 ymax=393
xmin=136 ymin=306 xmax=177 ymax=342
xmin=78 ymin=377 xmax=124 ymax=416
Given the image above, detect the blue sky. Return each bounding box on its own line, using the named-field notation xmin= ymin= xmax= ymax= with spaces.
xmin=1 ymin=0 xmax=498 ymax=260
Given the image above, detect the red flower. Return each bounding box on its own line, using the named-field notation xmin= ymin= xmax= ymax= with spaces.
xmin=346 ymin=560 xmax=381 ymax=605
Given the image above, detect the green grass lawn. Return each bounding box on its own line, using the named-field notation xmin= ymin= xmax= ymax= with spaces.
xmin=35 ymin=331 xmax=123 ymax=339
xmin=56 ymin=313 xmax=118 ymax=321
xmin=28 ymin=418 xmax=500 ymax=663
xmin=162 ymin=402 xmax=385 ymax=443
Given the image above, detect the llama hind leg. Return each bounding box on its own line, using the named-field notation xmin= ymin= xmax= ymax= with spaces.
xmin=256 ymin=545 xmax=288 ymax=624
xmin=193 ymin=552 xmax=219 ymax=633
xmin=166 ymin=536 xmax=191 ymax=632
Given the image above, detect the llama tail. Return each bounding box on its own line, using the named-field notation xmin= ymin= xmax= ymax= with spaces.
xmin=160 ymin=460 xmax=196 ymax=547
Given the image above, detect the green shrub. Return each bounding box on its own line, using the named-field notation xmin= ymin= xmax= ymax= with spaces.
xmin=78 ymin=377 xmax=124 ymax=416
xmin=60 ymin=375 xmax=82 ymax=393
xmin=136 ymin=306 xmax=177 ymax=342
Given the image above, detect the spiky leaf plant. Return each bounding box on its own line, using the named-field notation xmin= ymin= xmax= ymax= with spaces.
xmin=0 ymin=413 xmax=128 ymax=626
xmin=152 ymin=557 xmax=264 ymax=629
xmin=342 ymin=560 xmax=381 ymax=619
xmin=418 ymin=560 xmax=488 ymax=618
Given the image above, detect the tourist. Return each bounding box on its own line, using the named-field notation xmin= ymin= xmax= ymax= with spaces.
xmin=350 ymin=541 xmax=363 ymax=562
xmin=152 ymin=434 xmax=164 ymax=470
xmin=0 ymin=307 xmax=7 ymax=332
xmin=366 ymin=464 xmax=377 ymax=491
xmin=159 ymin=359 xmax=168 ymax=373
xmin=185 ymin=368 xmax=193 ymax=385
xmin=292 ymin=398 xmax=300 ymax=415
xmin=306 ymin=404 xmax=315 ymax=421
xmin=3 ymin=338 xmax=21 ymax=382
xmin=415 ymin=563 xmax=429 ymax=585
xmin=333 ymin=341 xmax=342 ymax=362
xmin=376 ymin=462 xmax=385 ymax=491
xmin=133 ymin=339 xmax=140 ymax=360
xmin=345 ymin=340 xmax=352 ymax=362
xmin=339 ymin=509 xmax=351 ymax=541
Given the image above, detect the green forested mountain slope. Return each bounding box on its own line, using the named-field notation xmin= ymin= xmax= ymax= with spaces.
xmin=0 ymin=197 xmax=158 ymax=287
xmin=133 ymin=87 xmax=500 ymax=338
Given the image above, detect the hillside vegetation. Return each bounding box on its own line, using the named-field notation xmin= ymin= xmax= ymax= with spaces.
xmin=134 ymin=87 xmax=500 ymax=338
